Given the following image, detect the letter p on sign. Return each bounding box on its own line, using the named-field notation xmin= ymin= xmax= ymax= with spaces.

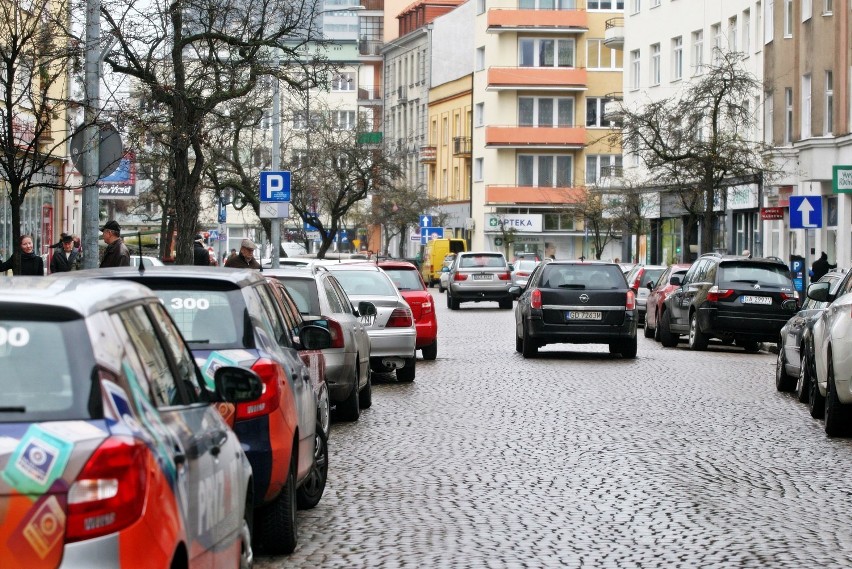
xmin=260 ymin=171 xmax=291 ymax=202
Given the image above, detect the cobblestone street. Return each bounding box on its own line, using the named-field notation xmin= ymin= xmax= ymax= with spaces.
xmin=257 ymin=295 xmax=852 ymax=568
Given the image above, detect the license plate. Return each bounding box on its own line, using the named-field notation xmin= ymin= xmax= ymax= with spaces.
xmin=566 ymin=311 xmax=602 ymax=321
xmin=473 ymin=274 xmax=492 ymax=280
xmin=741 ymin=296 xmax=772 ymax=305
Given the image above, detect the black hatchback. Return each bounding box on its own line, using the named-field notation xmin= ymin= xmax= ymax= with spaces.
xmin=511 ymin=261 xmax=638 ymax=358
xmin=658 ymin=253 xmax=799 ymax=351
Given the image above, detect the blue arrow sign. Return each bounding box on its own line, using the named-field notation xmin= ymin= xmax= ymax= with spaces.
xmin=789 ymin=196 xmax=822 ymax=229
xmin=419 ymin=227 xmax=444 ymax=244
xmin=260 ymin=171 xmax=291 ymax=202
xmin=420 ymin=215 xmax=433 ymax=228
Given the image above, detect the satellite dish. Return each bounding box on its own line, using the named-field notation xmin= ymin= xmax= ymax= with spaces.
xmin=70 ymin=122 xmax=123 ymax=180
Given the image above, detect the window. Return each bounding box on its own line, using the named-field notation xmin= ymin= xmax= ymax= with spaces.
xmin=543 ymin=213 xmax=575 ymax=230
xmin=586 ymin=97 xmax=622 ymax=128
xmin=802 ymin=0 xmax=812 ymax=20
xmin=801 ymin=74 xmax=811 ymax=138
xmin=475 ymin=47 xmax=485 ymax=71
xmin=672 ymin=36 xmax=683 ymax=81
xmin=784 ymin=87 xmax=793 ymax=144
xmin=587 ymin=0 xmax=624 ymax=9
xmin=728 ymin=16 xmax=738 ymax=52
xmin=474 ymin=158 xmax=483 ymax=181
xmin=691 ymin=30 xmax=704 ymax=75
xmin=117 ymin=306 xmax=182 ymax=408
xmin=477 ymin=0 xmax=485 ymax=13
xmin=650 ymin=43 xmax=661 ymax=85
xmin=148 ymin=303 xmax=202 ymax=400
xmin=823 ymin=0 xmax=832 ymax=14
xmin=631 ymin=0 xmax=640 ymax=14
xmin=630 ymin=49 xmax=640 ymax=90
xmin=765 ymin=0 xmax=774 ymax=43
xmin=475 ymin=103 xmax=484 ymax=127
xmin=332 ymin=110 xmax=356 ymax=130
xmin=756 ymin=2 xmax=763 ymax=47
xmin=586 ymin=39 xmax=623 ymax=70
xmin=519 ymin=38 xmax=575 ymax=68
xmin=331 ymin=72 xmax=355 ymax=91
xmin=825 ymin=70 xmax=834 ymax=135
xmin=784 ymin=0 xmax=793 ymax=36
xmin=743 ymin=10 xmax=751 ymax=55
xmin=585 ymin=155 xmax=623 ymax=185
xmin=518 ymin=154 xmax=573 ymax=187
xmin=711 ymin=23 xmax=722 ymax=62
xmin=518 ymin=97 xmax=575 ymax=127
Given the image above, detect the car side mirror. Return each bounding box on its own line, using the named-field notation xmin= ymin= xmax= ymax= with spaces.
xmin=807 ymin=281 xmax=831 ymax=303
xmin=441 ymin=266 xmax=450 ymax=273
xmin=214 ymin=366 xmax=263 ymax=403
xmin=357 ymin=301 xmax=377 ymax=318
xmin=508 ymin=263 xmax=514 ymax=271
xmin=297 ymin=324 xmax=332 ymax=350
xmin=669 ymin=275 xmax=682 ymax=286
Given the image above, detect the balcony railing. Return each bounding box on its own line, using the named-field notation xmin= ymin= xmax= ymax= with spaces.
xmin=357 ymin=86 xmax=383 ymax=101
xmin=604 ymin=17 xmax=624 ymax=49
xmin=453 ymin=136 xmax=471 ymax=156
xmin=485 ymin=125 xmax=585 ymax=148
xmin=487 ymin=5 xmax=587 ymax=32
xmin=487 ymin=66 xmax=587 ymax=91
xmin=420 ymin=145 xmax=437 ymax=163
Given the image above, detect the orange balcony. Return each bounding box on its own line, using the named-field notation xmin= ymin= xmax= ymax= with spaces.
xmin=487 ymin=67 xmax=587 ymax=91
xmin=485 ymin=126 xmax=585 ymax=148
xmin=487 ymin=8 xmax=588 ymax=33
xmin=486 ymin=185 xmax=585 ymax=205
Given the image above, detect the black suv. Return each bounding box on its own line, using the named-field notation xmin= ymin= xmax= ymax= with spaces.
xmin=658 ymin=253 xmax=798 ymax=351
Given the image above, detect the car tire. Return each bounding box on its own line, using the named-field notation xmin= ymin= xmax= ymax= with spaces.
xmin=522 ymin=323 xmax=537 ymax=358
xmin=809 ymin=365 xmax=826 ymax=419
xmin=653 ymin=315 xmax=662 ymax=342
xmin=256 ymin=452 xmax=297 ymax=554
xmin=643 ymin=322 xmax=654 ymax=338
xmin=740 ymin=339 xmax=760 ymax=352
xmin=359 ymin=366 xmax=372 ymax=409
xmin=336 ymin=380 xmax=360 ymax=422
xmin=438 ymin=283 xmax=445 ymax=293
xmin=515 ymin=331 xmax=523 ymax=353
xmin=659 ymin=309 xmax=678 ymax=348
xmin=824 ymin=357 xmax=852 ymax=437
xmin=775 ymin=345 xmax=796 ymax=392
xmin=499 ymin=298 xmax=513 ymax=310
xmin=619 ymin=336 xmax=638 ymax=359
xmin=450 ymin=295 xmax=460 ymax=310
xmin=688 ymin=312 xmax=708 ymax=351
xmin=296 ymin=425 xmax=328 ymax=510
xmin=239 ymin=496 xmax=254 ymax=569
xmin=421 ymin=340 xmax=438 ymax=360
xmin=796 ymin=350 xmax=811 ymax=403
xmin=397 ymin=357 xmax=416 ymax=382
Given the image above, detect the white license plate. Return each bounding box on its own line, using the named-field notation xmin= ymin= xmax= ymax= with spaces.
xmin=473 ymin=274 xmax=492 ymax=280
xmin=566 ymin=311 xmax=602 ymax=320
xmin=741 ymin=296 xmax=772 ymax=305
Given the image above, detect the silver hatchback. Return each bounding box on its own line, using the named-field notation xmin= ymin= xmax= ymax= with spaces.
xmin=446 ymin=251 xmax=514 ymax=310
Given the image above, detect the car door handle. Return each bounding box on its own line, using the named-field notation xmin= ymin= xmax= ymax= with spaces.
xmin=173 ymin=445 xmax=187 ymax=466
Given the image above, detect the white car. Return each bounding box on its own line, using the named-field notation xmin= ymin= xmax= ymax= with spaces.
xmin=128 ymin=255 xmax=165 ymax=269
xmin=808 ymin=273 xmax=852 ymax=436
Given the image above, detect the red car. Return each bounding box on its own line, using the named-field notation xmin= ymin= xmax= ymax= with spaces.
xmin=379 ymin=261 xmax=439 ymax=360
xmin=644 ymin=263 xmax=692 ymax=340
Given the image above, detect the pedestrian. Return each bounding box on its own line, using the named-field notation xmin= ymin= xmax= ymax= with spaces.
xmin=741 ymin=249 xmax=751 ymax=258
xmin=0 ymin=234 xmax=44 ymax=276
xmin=226 ymin=248 xmax=237 ymax=263
xmin=99 ymin=220 xmax=130 ymax=268
xmin=224 ymin=239 xmax=261 ymax=269
xmin=811 ymin=251 xmax=836 ymax=282
xmin=193 ymin=233 xmax=211 ymax=266
xmin=50 ymin=234 xmax=80 ymax=273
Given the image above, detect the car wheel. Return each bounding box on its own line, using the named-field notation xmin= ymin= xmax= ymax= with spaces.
xmin=421 ymin=340 xmax=438 ymax=360
xmin=397 ymin=357 xmax=416 ymax=382
xmin=619 ymin=336 xmax=638 ymax=359
xmin=740 ymin=339 xmax=760 ymax=352
xmin=775 ymin=345 xmax=796 ymax=392
xmin=256 ymin=452 xmax=297 ymax=554
xmin=809 ymin=364 xmax=826 ymax=419
xmin=515 ymin=331 xmax=522 ymax=353
xmin=336 ymin=380 xmax=360 ymax=422
xmin=688 ymin=312 xmax=708 ymax=351
xmin=438 ymin=283 xmax=445 ymax=293
xmin=522 ymin=322 xmax=537 ymax=358
xmin=643 ymin=321 xmax=654 ymax=338
xmin=796 ymin=350 xmax=811 ymax=403
xmin=653 ymin=316 xmax=662 ymax=342
xmin=359 ymin=366 xmax=372 ymax=409
xmin=659 ymin=309 xmax=678 ymax=348
xmin=239 ymin=496 xmax=254 ymax=569
xmin=824 ymin=356 xmax=852 ymax=437
xmin=297 ymin=425 xmax=328 ymax=509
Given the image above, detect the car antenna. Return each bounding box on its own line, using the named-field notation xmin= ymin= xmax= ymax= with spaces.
xmin=137 ymin=231 xmax=145 ymax=275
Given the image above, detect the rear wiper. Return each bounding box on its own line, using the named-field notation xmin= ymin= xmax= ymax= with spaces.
xmin=0 ymin=406 xmax=26 ymax=412
xmin=731 ymin=279 xmax=760 ymax=284
xmin=191 ymin=339 xmax=211 ymax=344
xmin=558 ymin=284 xmax=586 ymax=289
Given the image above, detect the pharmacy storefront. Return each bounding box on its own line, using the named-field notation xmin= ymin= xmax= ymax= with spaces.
xmin=484 ymin=210 xmax=603 ymax=261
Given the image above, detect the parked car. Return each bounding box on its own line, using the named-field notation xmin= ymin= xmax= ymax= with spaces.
xmin=128 ymin=255 xmax=164 ymax=269
xmin=70 ymin=266 xmax=332 ymax=552
xmin=806 ymin=271 xmax=852 ymax=436
xmin=511 ymin=260 xmax=638 ymax=358
xmin=446 ymin=251 xmax=514 ymax=310
xmin=658 ymin=253 xmax=798 ymax=352
xmin=510 ymin=259 xmax=541 ymax=289
xmin=325 ymin=263 xmax=418 ymax=381
xmin=624 ymin=264 xmax=667 ymax=325
xmin=0 ymin=276 xmax=261 ymax=567
xmin=379 ymin=260 xmax=439 ymax=360
xmin=776 ymin=270 xmax=845 ymax=398
xmin=644 ymin=263 xmax=692 ymax=340
xmin=437 ymin=253 xmax=456 ymax=293
xmin=264 ymin=267 xmax=374 ymax=421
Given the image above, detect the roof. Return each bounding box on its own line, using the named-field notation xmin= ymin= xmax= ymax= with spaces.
xmin=0 ymin=276 xmax=157 ymax=317
xmin=73 ymin=265 xmax=267 ymax=288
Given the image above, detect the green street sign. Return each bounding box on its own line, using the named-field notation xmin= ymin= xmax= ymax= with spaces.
xmin=833 ymin=165 xmax=852 ymax=193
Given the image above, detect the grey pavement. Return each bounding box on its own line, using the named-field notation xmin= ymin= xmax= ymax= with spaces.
xmin=256 ymin=293 xmax=852 ymax=568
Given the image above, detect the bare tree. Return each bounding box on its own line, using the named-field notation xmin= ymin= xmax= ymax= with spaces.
xmin=369 ymin=180 xmax=445 ymax=258
xmin=574 ymin=189 xmax=617 ymax=260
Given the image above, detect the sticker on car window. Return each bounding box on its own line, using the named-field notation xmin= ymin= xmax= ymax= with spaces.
xmin=169 ymin=298 xmax=211 ymax=310
xmin=0 ymin=326 xmax=30 ymax=347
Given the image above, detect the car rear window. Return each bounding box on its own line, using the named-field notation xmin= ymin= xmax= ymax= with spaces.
xmin=0 ymin=316 xmax=96 ymax=422
xmin=641 ymin=268 xmax=666 ymax=287
xmin=541 ymin=264 xmax=625 ymax=289
xmin=514 ymin=260 xmax=539 ymax=271
xmin=382 ymin=268 xmax=425 ymax=291
xmin=718 ymin=263 xmax=793 ymax=287
xmin=459 ymin=254 xmax=506 ymax=268
xmin=272 ymin=277 xmax=321 ymax=314
xmin=331 ymin=270 xmax=399 ymax=297
xmin=151 ymin=288 xmax=243 ymax=346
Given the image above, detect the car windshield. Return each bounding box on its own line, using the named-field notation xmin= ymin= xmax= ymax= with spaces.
xmin=383 ymin=268 xmax=425 ymax=291
xmin=541 ymin=264 xmax=625 ymax=289
xmin=331 ymin=270 xmax=399 ymax=297
xmin=0 ymin=314 xmax=96 ymax=421
xmin=719 ymin=263 xmax=793 ymax=286
xmin=151 ymin=288 xmax=243 ymax=346
xmin=460 ymin=254 xmax=505 ymax=268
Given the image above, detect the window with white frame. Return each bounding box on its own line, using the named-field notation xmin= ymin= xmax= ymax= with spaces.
xmin=672 ymin=36 xmax=683 ymax=81
xmin=475 ymin=103 xmax=484 ymax=127
xmin=823 ymin=0 xmax=832 ymax=14
xmin=711 ymin=23 xmax=722 ymax=62
xmin=475 ymin=47 xmax=485 ymax=71
xmin=801 ymin=74 xmax=811 ymax=138
xmin=825 ymin=70 xmax=833 ymax=135
xmin=519 ymin=97 xmax=575 ymax=127
xmin=691 ymin=30 xmax=704 ymax=75
xmin=332 ymin=110 xmax=356 ymax=130
xmin=587 ymin=39 xmax=623 ymax=70
xmin=631 ymin=0 xmax=640 ymax=14
xmin=728 ymin=16 xmax=738 ymax=52
xmin=331 ymin=72 xmax=355 ymax=91
xmin=765 ymin=0 xmax=774 ymax=43
xmin=476 ymin=0 xmax=485 ymax=14
xmin=756 ymin=2 xmax=763 ymax=48
xmin=585 ymin=155 xmax=623 ymax=185
xmin=519 ymin=37 xmax=575 ymax=68
xmin=474 ymin=157 xmax=483 ymax=181
xmin=630 ymin=49 xmax=641 ymax=90
xmin=784 ymin=0 xmax=793 ymax=36
xmin=784 ymin=87 xmax=793 ymax=144
xmin=518 ymin=154 xmax=573 ymax=187
xmin=650 ymin=43 xmax=661 ymax=85
xmin=802 ymin=0 xmax=812 ymax=20
xmin=743 ymin=10 xmax=751 ymax=55
xmin=587 ymin=0 xmax=625 ymax=9
xmin=586 ymin=98 xmax=622 ymax=128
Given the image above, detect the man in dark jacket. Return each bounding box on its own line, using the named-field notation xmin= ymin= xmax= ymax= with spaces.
xmin=193 ymin=234 xmax=211 ymax=266
xmin=99 ymin=220 xmax=130 ymax=268
xmin=50 ymin=234 xmax=80 ymax=273
xmin=811 ymin=251 xmax=836 ymax=282
xmin=224 ymin=238 xmax=261 ymax=269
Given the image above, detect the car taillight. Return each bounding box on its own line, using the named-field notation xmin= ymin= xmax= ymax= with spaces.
xmin=325 ymin=317 xmax=345 ymax=349
xmin=706 ymin=286 xmax=735 ymax=302
xmin=387 ymin=308 xmax=413 ymax=327
xmin=236 ymin=358 xmax=283 ymax=420
xmin=67 ymin=436 xmax=148 ymax=542
xmin=517 ymin=271 xmax=530 ymax=277
xmin=453 ymin=273 xmax=468 ymax=281
xmin=421 ymin=298 xmax=433 ymax=315
xmin=780 ymin=291 xmax=799 ymax=301
xmin=531 ymin=288 xmax=542 ymax=309
xmin=498 ymin=272 xmax=511 ymax=281
xmin=626 ymin=289 xmax=636 ymax=310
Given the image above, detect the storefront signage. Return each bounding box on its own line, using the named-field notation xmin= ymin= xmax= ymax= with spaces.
xmin=484 ymin=213 xmax=542 ymax=233
xmin=760 ymin=207 xmax=786 ymax=220
xmin=726 ymin=184 xmax=758 ymax=210
xmin=833 ymin=165 xmax=852 ymax=194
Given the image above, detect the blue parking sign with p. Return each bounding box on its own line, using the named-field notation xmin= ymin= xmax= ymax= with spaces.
xmin=260 ymin=171 xmax=291 ymax=202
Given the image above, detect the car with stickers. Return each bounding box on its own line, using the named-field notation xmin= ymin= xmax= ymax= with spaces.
xmin=378 ymin=260 xmax=439 ymax=361
xmin=0 ymin=275 xmax=262 ymax=568
xmin=70 ymin=266 xmax=332 ymax=553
